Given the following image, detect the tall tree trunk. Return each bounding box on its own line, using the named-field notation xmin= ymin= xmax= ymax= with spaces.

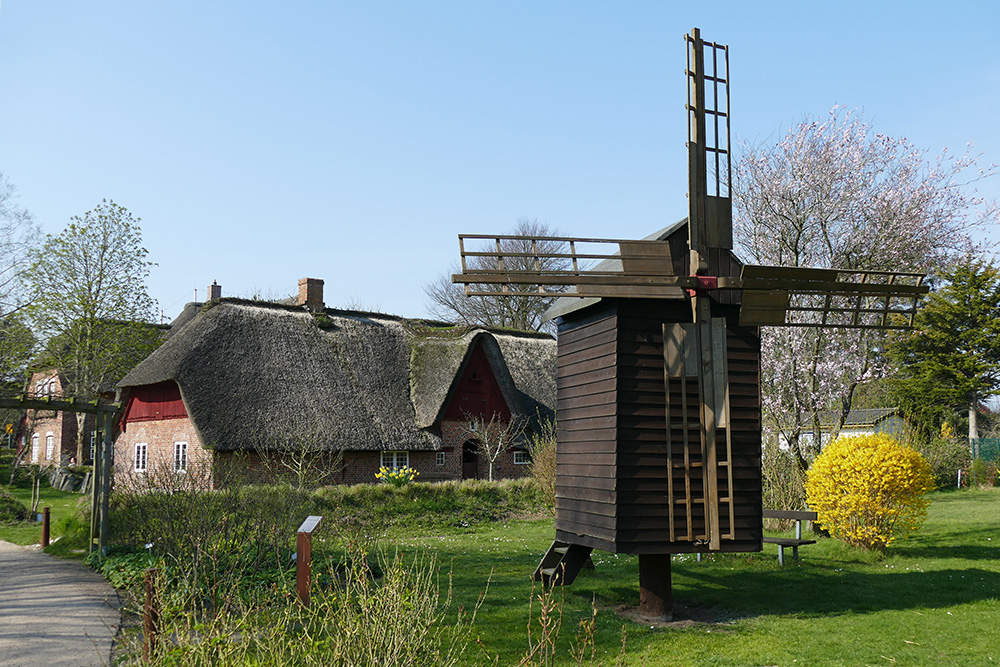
xmin=76 ymin=411 xmax=87 ymax=464
xmin=969 ymin=398 xmax=979 ymax=454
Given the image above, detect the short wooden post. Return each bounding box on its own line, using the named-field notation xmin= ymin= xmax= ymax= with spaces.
xmin=143 ymin=568 xmax=159 ymax=661
xmin=296 ymin=516 xmax=322 ymax=608
xmin=40 ymin=507 xmax=50 ymax=548
xmin=638 ymin=553 xmax=672 ymax=621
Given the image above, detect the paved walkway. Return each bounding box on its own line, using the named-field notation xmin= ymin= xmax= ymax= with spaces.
xmin=0 ymin=541 xmax=120 ymax=667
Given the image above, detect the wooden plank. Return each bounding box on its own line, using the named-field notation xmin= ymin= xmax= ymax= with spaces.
xmin=557 ymin=417 xmax=617 ymax=432
xmin=557 ymin=497 xmax=617 ymax=518
xmin=763 ymin=510 xmax=817 ymax=521
xmin=557 ymin=441 xmax=617 ymax=456
xmin=558 ymin=321 xmax=618 ymax=347
xmin=558 ymin=402 xmax=617 ymax=420
xmin=558 ymin=379 xmax=617 ymax=401
xmin=556 ymin=485 xmax=616 ymax=504
xmin=558 ymin=327 xmax=617 ymax=357
xmin=559 ymin=390 xmax=617 ymax=411
xmin=558 ymin=359 xmax=617 ymax=381
xmin=558 ymin=427 xmax=617 ymax=443
xmin=556 ymin=474 xmax=616 ymax=491
xmin=555 ymin=510 xmax=616 ymax=530
xmin=558 ymin=463 xmax=618 ymax=478
xmin=558 ymin=339 xmax=617 ymax=368
xmin=557 ymin=451 xmax=617 ymax=466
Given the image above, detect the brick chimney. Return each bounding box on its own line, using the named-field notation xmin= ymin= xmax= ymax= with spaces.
xmin=207 ymin=281 xmax=222 ymax=301
xmin=298 ymin=277 xmax=325 ymax=312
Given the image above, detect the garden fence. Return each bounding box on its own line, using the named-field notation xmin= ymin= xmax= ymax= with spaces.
xmin=971 ymin=438 xmax=1000 ymax=462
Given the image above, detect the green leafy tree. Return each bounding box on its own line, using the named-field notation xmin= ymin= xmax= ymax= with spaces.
xmin=890 ymin=260 xmax=1000 ymax=445
xmin=27 ymin=199 xmax=161 ymax=463
xmin=0 ymin=172 xmax=41 ymax=386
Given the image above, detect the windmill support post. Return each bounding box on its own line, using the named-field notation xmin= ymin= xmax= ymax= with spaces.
xmin=638 ymin=554 xmax=672 ymax=620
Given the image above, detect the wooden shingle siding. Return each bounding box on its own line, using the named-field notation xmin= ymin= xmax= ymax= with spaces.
xmin=555 ymin=304 xmax=619 ymax=549
xmin=553 ymin=296 xmax=763 ymax=555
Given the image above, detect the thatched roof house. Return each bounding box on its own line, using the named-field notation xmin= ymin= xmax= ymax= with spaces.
xmin=114 ymin=279 xmax=556 ymax=486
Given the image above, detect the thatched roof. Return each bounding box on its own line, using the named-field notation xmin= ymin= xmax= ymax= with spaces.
xmin=118 ymin=299 xmax=556 ymax=452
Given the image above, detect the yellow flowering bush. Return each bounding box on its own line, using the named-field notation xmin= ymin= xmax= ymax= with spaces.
xmin=805 ymin=433 xmax=935 ymax=551
xmin=375 ymin=466 xmax=419 ymax=488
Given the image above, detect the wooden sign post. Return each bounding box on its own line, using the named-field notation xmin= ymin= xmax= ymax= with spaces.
xmin=296 ymin=515 xmax=322 ymax=608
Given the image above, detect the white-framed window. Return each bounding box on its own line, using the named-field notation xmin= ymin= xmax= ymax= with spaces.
xmin=469 ymin=420 xmax=478 ymax=432
xmin=381 ymin=451 xmax=409 ymax=470
xmin=174 ymin=441 xmax=188 ymax=473
xmin=45 ymin=433 xmax=54 ymax=461
xmin=134 ymin=443 xmax=148 ymax=473
xmin=30 ymin=434 xmax=39 ymax=463
xmin=514 ymin=450 xmax=531 ymax=465
xmin=436 ymin=451 xmax=446 ymax=466
xmin=89 ymin=431 xmax=98 ymax=463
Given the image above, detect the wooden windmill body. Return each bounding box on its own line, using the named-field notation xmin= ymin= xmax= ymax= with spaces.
xmin=453 ymin=29 xmax=928 ymax=619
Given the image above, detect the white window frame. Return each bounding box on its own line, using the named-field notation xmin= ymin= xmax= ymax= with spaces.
xmin=45 ymin=432 xmax=54 ymax=461
xmin=513 ymin=450 xmax=531 ymax=465
xmin=436 ymin=451 xmax=446 ymax=466
xmin=381 ymin=451 xmax=409 ymax=470
xmin=30 ymin=434 xmax=39 ymax=463
xmin=174 ymin=441 xmax=188 ymax=473
xmin=134 ymin=443 xmax=148 ymax=473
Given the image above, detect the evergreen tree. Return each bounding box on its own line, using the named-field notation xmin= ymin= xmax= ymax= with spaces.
xmin=890 ymin=260 xmax=1000 ymax=445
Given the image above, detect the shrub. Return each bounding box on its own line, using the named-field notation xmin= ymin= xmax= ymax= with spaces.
xmin=761 ymin=444 xmax=806 ymax=517
xmin=805 ymin=433 xmax=935 ymax=551
xmin=0 ymin=488 xmax=30 ymax=523
xmin=527 ymin=419 xmax=557 ymax=506
xmin=968 ymin=457 xmax=998 ymax=488
xmin=911 ymin=435 xmax=969 ymax=488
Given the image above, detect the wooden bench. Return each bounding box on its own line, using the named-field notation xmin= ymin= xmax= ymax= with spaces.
xmin=763 ymin=509 xmax=818 ymax=565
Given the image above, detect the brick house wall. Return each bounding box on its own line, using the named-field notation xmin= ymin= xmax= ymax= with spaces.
xmin=439 ymin=418 xmax=531 ymax=481
xmin=24 ymin=371 xmax=96 ymax=467
xmin=114 ymin=417 xmax=213 ymax=490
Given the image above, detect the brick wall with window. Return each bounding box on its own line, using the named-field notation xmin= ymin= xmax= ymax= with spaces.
xmin=439 ymin=418 xmax=530 ymax=481
xmin=23 ymin=371 xmax=97 ymax=466
xmin=114 ymin=418 xmax=213 ymax=488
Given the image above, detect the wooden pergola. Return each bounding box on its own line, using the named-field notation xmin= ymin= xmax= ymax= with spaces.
xmin=1 ymin=396 xmax=119 ymax=554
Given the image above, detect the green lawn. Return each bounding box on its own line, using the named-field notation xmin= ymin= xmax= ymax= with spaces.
xmin=394 ymin=488 xmax=1000 ymax=666
xmin=0 ymin=462 xmax=88 ymax=548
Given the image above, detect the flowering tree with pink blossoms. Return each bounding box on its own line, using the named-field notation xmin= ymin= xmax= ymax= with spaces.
xmin=733 ymin=107 xmax=997 ymax=473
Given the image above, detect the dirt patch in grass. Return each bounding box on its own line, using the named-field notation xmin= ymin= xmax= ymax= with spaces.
xmin=614 ymin=601 xmax=745 ymax=629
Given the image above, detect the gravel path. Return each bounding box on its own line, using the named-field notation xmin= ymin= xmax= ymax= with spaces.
xmin=0 ymin=540 xmax=120 ymax=667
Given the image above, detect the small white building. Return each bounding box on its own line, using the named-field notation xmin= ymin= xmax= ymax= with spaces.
xmin=799 ymin=408 xmax=905 ymax=449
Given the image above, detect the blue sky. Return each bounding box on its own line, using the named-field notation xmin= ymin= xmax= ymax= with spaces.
xmin=1 ymin=1 xmax=998 ymax=322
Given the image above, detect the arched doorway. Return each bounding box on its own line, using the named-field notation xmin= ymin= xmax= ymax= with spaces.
xmin=462 ymin=441 xmax=479 ymax=480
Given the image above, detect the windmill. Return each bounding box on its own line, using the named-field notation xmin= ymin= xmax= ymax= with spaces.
xmin=452 ymin=28 xmax=928 ymax=620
